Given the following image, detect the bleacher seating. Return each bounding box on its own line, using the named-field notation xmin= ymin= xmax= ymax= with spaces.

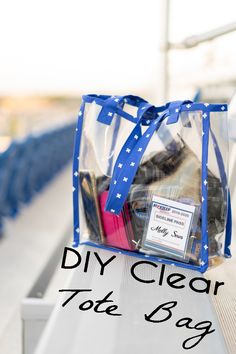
xmin=0 ymin=122 xmax=76 ymax=234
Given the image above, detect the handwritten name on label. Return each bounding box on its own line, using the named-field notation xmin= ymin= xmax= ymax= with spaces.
xmin=144 ymin=196 xmax=196 ymax=258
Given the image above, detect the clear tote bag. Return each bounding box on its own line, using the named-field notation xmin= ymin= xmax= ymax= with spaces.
xmin=72 ymin=95 xmax=232 ymax=272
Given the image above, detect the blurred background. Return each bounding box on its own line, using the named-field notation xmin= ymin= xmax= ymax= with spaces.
xmin=0 ymin=0 xmax=236 ymax=353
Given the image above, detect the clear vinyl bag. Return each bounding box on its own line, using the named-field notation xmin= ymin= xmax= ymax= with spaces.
xmin=73 ymin=95 xmax=232 ymax=272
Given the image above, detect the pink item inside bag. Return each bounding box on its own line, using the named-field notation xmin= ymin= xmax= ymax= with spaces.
xmin=99 ymin=191 xmax=134 ymax=251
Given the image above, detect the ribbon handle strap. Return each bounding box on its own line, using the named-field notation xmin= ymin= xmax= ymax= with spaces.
xmin=105 ymin=100 xmax=192 ymax=215
xmin=105 ymin=113 xmax=166 ymax=214
xmin=108 ymin=103 xmax=155 ymax=195
xmin=97 ymin=95 xmax=148 ymax=125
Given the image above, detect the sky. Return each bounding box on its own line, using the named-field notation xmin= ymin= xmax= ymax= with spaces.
xmin=0 ymin=0 xmax=236 ymax=101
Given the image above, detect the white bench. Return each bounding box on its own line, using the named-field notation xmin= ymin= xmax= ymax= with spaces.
xmin=33 ymin=244 xmax=229 ymax=354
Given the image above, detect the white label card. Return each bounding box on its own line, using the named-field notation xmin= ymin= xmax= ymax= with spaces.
xmin=143 ymin=195 xmax=196 ymax=258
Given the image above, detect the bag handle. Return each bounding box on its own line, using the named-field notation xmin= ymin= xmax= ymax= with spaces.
xmin=105 ymin=101 xmax=191 ymax=214
xmin=107 ymin=99 xmax=192 ymax=192
xmin=96 ymin=95 xmax=149 ymax=125
xmin=108 ymin=102 xmax=156 ymax=193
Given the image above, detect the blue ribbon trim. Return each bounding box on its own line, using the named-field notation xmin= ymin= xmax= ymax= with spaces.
xmin=72 ymin=102 xmax=85 ymax=247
